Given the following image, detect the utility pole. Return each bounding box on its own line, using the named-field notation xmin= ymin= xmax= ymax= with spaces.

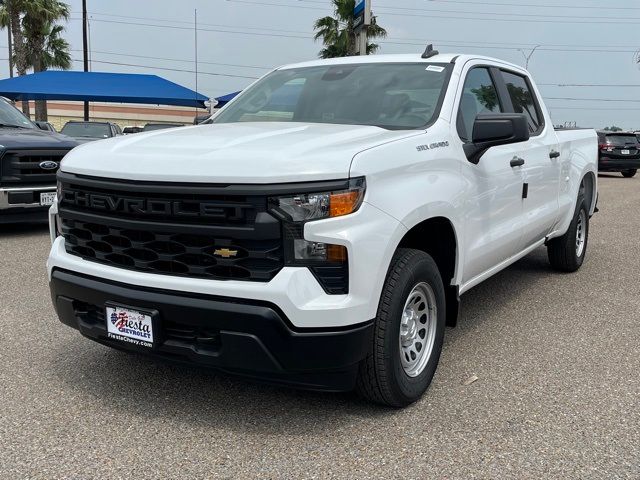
xmin=82 ymin=0 xmax=89 ymax=120
xmin=194 ymin=9 xmax=198 ymax=115
xmin=353 ymin=0 xmax=371 ymax=56
xmin=7 ymin=20 xmax=12 ymax=77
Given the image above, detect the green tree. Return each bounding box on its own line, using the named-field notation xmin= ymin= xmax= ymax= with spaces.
xmin=0 ymin=0 xmax=31 ymax=115
xmin=313 ymin=0 xmax=387 ymax=58
xmin=24 ymin=0 xmax=71 ymax=121
xmin=603 ymin=126 xmax=623 ymax=132
xmin=0 ymin=0 xmax=70 ymax=120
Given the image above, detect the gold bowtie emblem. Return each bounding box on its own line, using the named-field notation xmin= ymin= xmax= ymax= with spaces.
xmin=214 ymin=248 xmax=238 ymax=258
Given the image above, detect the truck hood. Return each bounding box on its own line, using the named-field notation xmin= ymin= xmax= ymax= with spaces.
xmin=0 ymin=127 xmax=78 ymax=150
xmin=61 ymin=122 xmax=422 ymax=183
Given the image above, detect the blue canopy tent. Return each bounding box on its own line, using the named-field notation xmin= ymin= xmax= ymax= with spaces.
xmin=215 ymin=91 xmax=241 ymax=108
xmin=0 ymin=71 xmax=208 ymax=108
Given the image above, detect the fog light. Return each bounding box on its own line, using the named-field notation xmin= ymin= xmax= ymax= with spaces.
xmin=293 ymin=240 xmax=347 ymax=262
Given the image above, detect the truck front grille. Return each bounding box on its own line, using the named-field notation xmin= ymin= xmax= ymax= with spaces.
xmin=0 ymin=150 xmax=66 ymax=184
xmin=58 ymin=173 xmax=284 ymax=282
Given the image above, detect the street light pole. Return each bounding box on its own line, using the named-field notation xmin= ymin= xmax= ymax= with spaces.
xmin=519 ymin=44 xmax=542 ymax=69
xmin=82 ymin=0 xmax=89 ymax=120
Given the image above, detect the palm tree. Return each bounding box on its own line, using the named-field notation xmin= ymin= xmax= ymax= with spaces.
xmin=23 ymin=0 xmax=71 ymax=120
xmin=0 ymin=0 xmax=31 ymax=115
xmin=313 ymin=0 xmax=386 ymax=58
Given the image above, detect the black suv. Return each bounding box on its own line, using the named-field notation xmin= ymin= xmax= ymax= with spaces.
xmin=597 ymin=131 xmax=639 ymax=178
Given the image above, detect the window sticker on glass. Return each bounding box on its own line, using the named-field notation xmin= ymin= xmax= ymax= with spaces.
xmin=426 ymin=65 xmax=445 ymax=73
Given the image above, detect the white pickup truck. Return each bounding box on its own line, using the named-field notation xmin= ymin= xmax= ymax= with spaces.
xmin=47 ymin=52 xmax=597 ymax=407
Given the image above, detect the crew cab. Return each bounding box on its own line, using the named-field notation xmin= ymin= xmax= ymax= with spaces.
xmin=0 ymin=98 xmax=78 ymax=224
xmin=47 ymin=52 xmax=597 ymax=407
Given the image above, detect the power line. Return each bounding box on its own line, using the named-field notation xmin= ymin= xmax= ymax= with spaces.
xmin=74 ymin=49 xmax=272 ymax=70
xmin=69 ymin=17 xmax=312 ymax=39
xmin=70 ymin=10 xmax=640 ymax=54
xmin=70 ymin=58 xmax=260 ymax=79
xmin=224 ymin=0 xmax=640 ymax=25
xmin=424 ymin=0 xmax=640 ymax=11
xmin=540 ymin=83 xmax=640 ymax=88
xmin=76 ymin=11 xmax=314 ymax=35
xmin=547 ymin=106 xmax=640 ymax=111
xmin=379 ymin=39 xmax=638 ymax=54
xmin=545 ymin=97 xmax=640 ymax=103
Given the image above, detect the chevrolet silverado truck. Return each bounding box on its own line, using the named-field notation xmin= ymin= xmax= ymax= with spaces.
xmin=47 ymin=52 xmax=597 ymax=407
xmin=0 ymin=98 xmax=78 ymax=224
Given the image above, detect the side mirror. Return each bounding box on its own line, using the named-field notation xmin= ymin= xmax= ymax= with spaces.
xmin=35 ymin=121 xmax=51 ymax=131
xmin=463 ymin=113 xmax=529 ymax=164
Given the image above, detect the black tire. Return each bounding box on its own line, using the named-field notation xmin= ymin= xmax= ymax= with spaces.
xmin=622 ymin=169 xmax=637 ymax=178
xmin=357 ymin=248 xmax=446 ymax=407
xmin=547 ymin=195 xmax=589 ymax=272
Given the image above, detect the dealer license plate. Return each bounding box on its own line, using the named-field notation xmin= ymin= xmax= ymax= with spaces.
xmin=621 ymin=149 xmax=630 ymax=155
xmin=105 ymin=304 xmax=154 ymax=348
xmin=40 ymin=192 xmax=56 ymax=206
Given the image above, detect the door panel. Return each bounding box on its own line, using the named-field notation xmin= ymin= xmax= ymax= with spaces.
xmin=456 ymin=66 xmax=525 ymax=284
xmin=499 ymin=70 xmax=560 ymax=249
xmin=461 ymin=143 xmax=526 ymax=284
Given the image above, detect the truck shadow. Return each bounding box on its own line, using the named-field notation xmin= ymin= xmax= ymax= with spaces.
xmin=50 ymin=247 xmax=560 ymax=433
xmin=0 ymin=222 xmax=49 ymax=237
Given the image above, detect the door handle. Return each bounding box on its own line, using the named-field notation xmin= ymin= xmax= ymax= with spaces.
xmin=549 ymin=150 xmax=560 ymax=159
xmin=510 ymin=156 xmax=525 ymax=167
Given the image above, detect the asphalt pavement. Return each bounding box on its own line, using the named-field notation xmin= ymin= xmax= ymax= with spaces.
xmin=1 ymin=174 xmax=638 ymax=479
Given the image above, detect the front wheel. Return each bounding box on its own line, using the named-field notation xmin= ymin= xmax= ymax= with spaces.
xmin=547 ymin=195 xmax=589 ymax=272
xmin=357 ymin=249 xmax=446 ymax=407
xmin=622 ymin=169 xmax=637 ymax=178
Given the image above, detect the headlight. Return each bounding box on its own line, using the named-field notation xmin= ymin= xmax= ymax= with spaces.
xmin=270 ymin=177 xmax=365 ymax=223
xmin=268 ymin=177 xmax=365 ymax=294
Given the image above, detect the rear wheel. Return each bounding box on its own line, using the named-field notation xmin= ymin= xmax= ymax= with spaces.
xmin=622 ymin=169 xmax=637 ymax=178
xmin=357 ymin=249 xmax=446 ymax=407
xmin=547 ymin=195 xmax=589 ymax=272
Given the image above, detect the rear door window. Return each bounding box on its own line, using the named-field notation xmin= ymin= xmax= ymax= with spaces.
xmin=500 ymin=70 xmax=544 ymax=135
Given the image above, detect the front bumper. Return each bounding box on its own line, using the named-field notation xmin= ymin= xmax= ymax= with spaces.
xmin=48 ymin=201 xmax=406 ymax=329
xmin=50 ymin=268 xmax=373 ymax=391
xmin=0 ymin=185 xmax=54 ymax=223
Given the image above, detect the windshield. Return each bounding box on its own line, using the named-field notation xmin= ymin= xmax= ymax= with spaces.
xmin=0 ymin=98 xmax=36 ymax=129
xmin=213 ymin=63 xmax=452 ymax=130
xmin=61 ymin=123 xmax=111 ymax=138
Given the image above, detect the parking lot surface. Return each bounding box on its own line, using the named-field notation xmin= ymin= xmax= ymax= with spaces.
xmin=1 ymin=175 xmax=639 ymax=479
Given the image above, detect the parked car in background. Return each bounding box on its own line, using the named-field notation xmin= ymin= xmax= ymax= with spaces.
xmin=60 ymin=121 xmax=122 ymax=144
xmin=597 ymin=131 xmax=639 ymax=178
xmin=123 ymin=126 xmax=143 ymax=134
xmin=0 ymin=97 xmax=77 ymax=224
xmin=142 ymin=123 xmax=184 ymax=132
xmin=48 ymin=53 xmax=598 ymax=406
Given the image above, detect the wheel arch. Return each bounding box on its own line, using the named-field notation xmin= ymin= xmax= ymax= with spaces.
xmin=581 ymin=170 xmax=597 ymax=215
xmin=396 ymin=216 xmax=461 ymax=327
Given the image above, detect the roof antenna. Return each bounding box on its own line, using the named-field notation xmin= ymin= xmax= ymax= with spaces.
xmin=421 ymin=44 xmax=439 ymax=59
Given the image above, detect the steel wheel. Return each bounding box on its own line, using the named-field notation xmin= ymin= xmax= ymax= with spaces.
xmin=576 ymin=209 xmax=586 ymax=258
xmin=399 ymin=282 xmax=438 ymax=377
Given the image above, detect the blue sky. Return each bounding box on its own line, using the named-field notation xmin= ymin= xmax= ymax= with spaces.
xmin=4 ymin=0 xmax=640 ymax=130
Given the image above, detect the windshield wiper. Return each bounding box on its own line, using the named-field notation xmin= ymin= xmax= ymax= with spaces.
xmin=0 ymin=123 xmax=30 ymax=129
